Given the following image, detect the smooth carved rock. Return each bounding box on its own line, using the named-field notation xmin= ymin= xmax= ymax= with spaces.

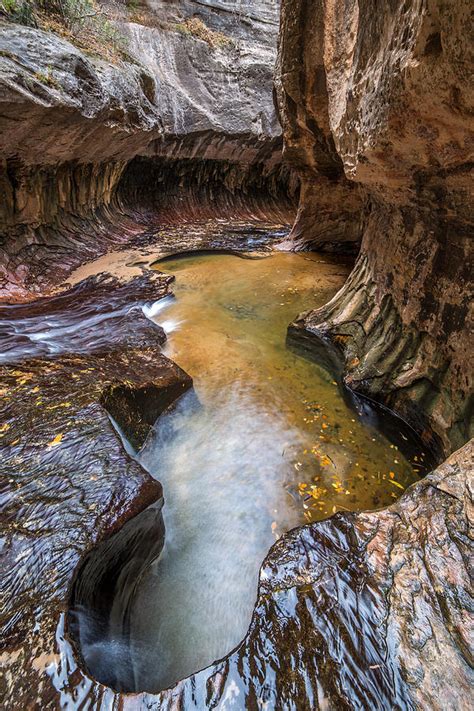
xmin=0 ymin=273 xmax=192 ymax=708
xmin=275 ymin=0 xmax=364 ymax=252
xmin=4 ymin=375 xmax=471 ymax=709
xmin=0 ymin=3 xmax=289 ymax=301
xmin=276 ymin=0 xmax=474 ymax=452
xmin=0 ymin=5 xmax=280 ymax=165
xmin=0 ymin=156 xmax=293 ymax=302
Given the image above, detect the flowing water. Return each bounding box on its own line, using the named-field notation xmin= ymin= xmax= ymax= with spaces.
xmin=124 ymin=252 xmax=427 ymax=692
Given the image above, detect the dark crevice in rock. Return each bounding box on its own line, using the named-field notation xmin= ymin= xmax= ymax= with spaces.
xmin=68 ymin=491 xmax=166 ymax=693
xmin=116 ymin=155 xmax=296 ymax=224
xmin=101 ymin=380 xmax=195 ymax=452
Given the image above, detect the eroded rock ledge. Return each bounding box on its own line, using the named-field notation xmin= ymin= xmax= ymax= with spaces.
xmin=0 ymin=271 xmax=192 ymax=707
xmin=276 ymin=0 xmax=473 ymax=454
xmin=0 ymin=1 xmax=295 ymax=302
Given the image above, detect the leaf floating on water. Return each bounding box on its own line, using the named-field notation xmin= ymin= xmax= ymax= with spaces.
xmin=388 ymin=479 xmax=405 ymax=490
xmin=310 ymin=487 xmax=325 ymax=500
xmin=47 ymin=433 xmax=63 ymax=448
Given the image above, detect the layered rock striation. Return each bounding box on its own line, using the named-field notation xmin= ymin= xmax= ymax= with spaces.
xmin=0 ymin=1 xmax=293 ymax=301
xmin=277 ymin=0 xmax=473 ymax=454
xmin=1 ymin=2 xmax=473 ymax=709
xmin=0 ymin=271 xmax=192 ymax=708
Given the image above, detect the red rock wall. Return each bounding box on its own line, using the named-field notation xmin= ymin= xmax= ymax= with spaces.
xmin=277 ymin=0 xmax=474 ymax=453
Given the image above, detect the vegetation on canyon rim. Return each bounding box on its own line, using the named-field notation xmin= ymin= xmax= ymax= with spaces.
xmin=1 ymin=0 xmax=234 ymax=58
xmin=0 ymin=0 xmax=129 ymax=59
xmin=174 ymin=17 xmax=234 ymax=49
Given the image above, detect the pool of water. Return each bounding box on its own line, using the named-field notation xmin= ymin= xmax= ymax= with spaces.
xmin=121 ymin=252 xmax=426 ymax=692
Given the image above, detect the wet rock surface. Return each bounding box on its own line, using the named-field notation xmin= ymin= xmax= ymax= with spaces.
xmin=0 ymin=272 xmax=192 ymax=708
xmin=0 ymin=2 xmax=472 ymax=709
xmin=0 ymin=271 xmax=172 ymax=362
xmin=6 ymin=411 xmax=471 ymax=708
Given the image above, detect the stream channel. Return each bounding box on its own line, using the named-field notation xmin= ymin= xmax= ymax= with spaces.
xmin=72 ymin=251 xmax=432 ymax=693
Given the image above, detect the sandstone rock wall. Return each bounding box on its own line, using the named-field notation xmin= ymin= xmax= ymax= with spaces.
xmin=277 ymin=0 xmax=474 ymax=453
xmin=0 ymin=2 xmax=291 ymax=301
xmin=275 ymin=0 xmax=363 ymax=251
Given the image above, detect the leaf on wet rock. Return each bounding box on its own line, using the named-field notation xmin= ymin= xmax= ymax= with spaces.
xmin=47 ymin=433 xmax=63 ymax=448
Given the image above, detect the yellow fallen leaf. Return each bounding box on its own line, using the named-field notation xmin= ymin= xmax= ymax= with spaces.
xmin=388 ymin=479 xmax=405 ymax=490
xmin=0 ymin=423 xmax=10 ymax=433
xmin=47 ymin=433 xmax=63 ymax=448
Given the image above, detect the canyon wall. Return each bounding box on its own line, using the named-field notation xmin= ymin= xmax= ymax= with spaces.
xmin=1 ymin=3 xmax=473 ymax=708
xmin=278 ymin=0 xmax=473 ymax=454
xmin=0 ymin=1 xmax=292 ymax=301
